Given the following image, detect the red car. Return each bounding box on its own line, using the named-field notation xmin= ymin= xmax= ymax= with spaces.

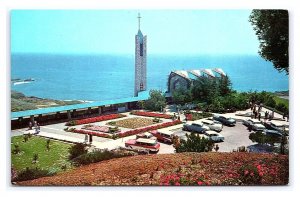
xmin=150 ymin=130 xmax=174 ymax=144
xmin=125 ymin=138 xmax=160 ymax=153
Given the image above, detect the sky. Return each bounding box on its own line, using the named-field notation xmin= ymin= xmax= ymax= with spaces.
xmin=11 ymin=10 xmax=260 ymax=55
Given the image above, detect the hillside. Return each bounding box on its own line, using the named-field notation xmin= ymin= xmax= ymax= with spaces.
xmin=16 ymin=152 xmax=288 ymax=186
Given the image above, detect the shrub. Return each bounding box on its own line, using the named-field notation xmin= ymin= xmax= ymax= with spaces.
xmin=23 ymin=134 xmax=29 ymax=142
xmin=66 ymin=120 xmax=76 ymax=126
xmin=153 ymin=118 xmax=160 ymax=123
xmin=13 ymin=167 xmax=55 ymax=182
xmin=72 ymin=149 xmax=135 ymax=166
xmin=238 ymin=164 xmax=262 ymax=185
xmin=68 ymin=143 xmax=88 ymax=160
xmin=46 ymin=139 xmax=51 ymax=151
xmin=32 ymin=153 xmax=39 ymax=163
xmin=12 ymin=144 xmax=21 ymax=154
xmin=174 ymin=133 xmax=214 ymax=153
xmin=275 ymin=103 xmax=289 ymax=114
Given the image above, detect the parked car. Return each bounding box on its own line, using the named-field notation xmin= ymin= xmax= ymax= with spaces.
xmin=264 ymin=121 xmax=289 ymax=135
xmin=204 ymin=130 xmax=225 ymax=142
xmin=150 ymin=130 xmax=174 ymax=143
xmin=125 ymin=138 xmax=160 ymax=153
xmin=182 ymin=122 xmax=209 ymax=133
xmin=213 ymin=115 xmax=236 ymax=126
xmin=136 ymin=132 xmax=156 ymax=140
xmin=200 ymin=119 xmax=223 ymax=132
xmin=243 ymin=119 xmax=265 ymax=131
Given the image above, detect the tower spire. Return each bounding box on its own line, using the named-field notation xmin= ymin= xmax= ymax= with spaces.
xmin=138 ymin=13 xmax=141 ymax=30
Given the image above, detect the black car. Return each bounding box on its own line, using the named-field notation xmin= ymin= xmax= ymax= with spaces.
xmin=213 ymin=115 xmax=236 ymax=126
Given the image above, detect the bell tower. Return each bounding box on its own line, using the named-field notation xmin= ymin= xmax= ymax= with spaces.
xmin=134 ymin=13 xmax=147 ymax=97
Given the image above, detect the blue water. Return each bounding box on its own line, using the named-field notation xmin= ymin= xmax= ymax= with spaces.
xmin=11 ymin=53 xmax=289 ymax=101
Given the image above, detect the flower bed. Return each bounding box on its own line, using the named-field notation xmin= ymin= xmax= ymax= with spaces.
xmin=65 ymin=114 xmax=126 ymax=126
xmin=131 ymin=111 xmax=172 ymax=119
xmin=66 ymin=120 xmax=182 ymax=139
xmin=69 ymin=129 xmax=113 ymax=138
xmin=82 ymin=125 xmax=110 ymax=133
xmin=117 ymin=120 xmax=182 ymax=138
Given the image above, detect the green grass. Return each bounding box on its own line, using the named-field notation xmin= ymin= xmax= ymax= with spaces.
xmin=273 ymin=96 xmax=289 ymax=108
xmin=11 ymin=135 xmax=73 ymax=173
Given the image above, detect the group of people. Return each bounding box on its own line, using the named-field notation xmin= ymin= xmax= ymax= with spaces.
xmin=28 ymin=120 xmax=40 ymax=134
xmin=251 ymin=102 xmax=275 ymax=121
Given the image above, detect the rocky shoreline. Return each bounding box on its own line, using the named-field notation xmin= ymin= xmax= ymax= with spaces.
xmin=11 ymin=91 xmax=84 ymax=112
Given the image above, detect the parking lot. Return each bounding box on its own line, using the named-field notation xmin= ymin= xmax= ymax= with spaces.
xmin=164 ymin=121 xmax=255 ymax=153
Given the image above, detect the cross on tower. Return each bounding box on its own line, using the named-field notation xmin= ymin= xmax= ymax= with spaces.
xmin=138 ymin=13 xmax=141 ymax=30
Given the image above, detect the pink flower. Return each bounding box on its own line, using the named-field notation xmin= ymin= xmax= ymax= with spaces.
xmin=259 ymin=172 xmax=264 ymax=177
xmin=244 ymin=170 xmax=249 ymax=175
xmin=197 ymin=181 xmax=203 ymax=185
xmin=175 ymin=182 xmax=180 ymax=186
xmin=250 ymin=172 xmax=254 ymax=177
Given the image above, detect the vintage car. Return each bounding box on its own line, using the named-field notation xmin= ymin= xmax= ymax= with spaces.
xmin=213 ymin=115 xmax=236 ymax=126
xmin=182 ymin=122 xmax=209 ymax=133
xmin=136 ymin=132 xmax=157 ymax=140
xmin=125 ymin=138 xmax=160 ymax=153
xmin=204 ymin=130 xmax=225 ymax=142
xmin=150 ymin=130 xmax=174 ymax=143
xmin=243 ymin=119 xmax=265 ymax=131
xmin=200 ymin=119 xmax=223 ymax=132
xmin=264 ymin=121 xmax=289 ymax=135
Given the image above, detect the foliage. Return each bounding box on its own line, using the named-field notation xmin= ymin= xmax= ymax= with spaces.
xmin=174 ymin=133 xmax=214 ymax=153
xmin=184 ymin=111 xmax=212 ymax=121
xmin=66 ymin=114 xmax=125 ymax=126
xmin=238 ymin=164 xmax=262 ymax=185
xmin=12 ymin=144 xmax=21 ymax=155
xmin=12 ymin=167 xmax=56 ymax=182
xmin=68 ymin=143 xmax=88 ymax=160
xmin=32 ymin=153 xmax=39 ymax=163
xmin=46 ymin=139 xmax=51 ymax=151
xmin=172 ymin=88 xmax=193 ymax=105
xmin=71 ymin=149 xmax=135 ymax=166
xmin=275 ymin=103 xmax=288 ymax=115
xmin=249 ymin=132 xmax=281 ymax=145
xmin=249 ymin=10 xmax=289 ymax=74
xmin=144 ymin=90 xmax=167 ymax=112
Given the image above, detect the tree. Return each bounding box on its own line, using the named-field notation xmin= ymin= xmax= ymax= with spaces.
xmin=144 ymin=90 xmax=167 ymax=112
xmin=172 ymin=88 xmax=192 ymax=105
xmin=68 ymin=143 xmax=87 ymax=160
xmin=192 ymin=77 xmax=219 ymax=104
xmin=174 ymin=133 xmax=214 ymax=153
xmin=218 ymin=75 xmax=232 ymax=96
xmin=249 ymin=10 xmax=289 ymax=74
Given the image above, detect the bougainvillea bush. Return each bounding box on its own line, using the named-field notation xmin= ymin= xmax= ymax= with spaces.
xmin=131 ymin=111 xmax=172 ymax=119
xmin=17 ymin=152 xmax=288 ymax=186
xmin=65 ymin=114 xmax=126 ymax=126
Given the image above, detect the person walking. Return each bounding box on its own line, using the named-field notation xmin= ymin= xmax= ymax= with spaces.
xmin=28 ymin=121 xmax=33 ymax=130
xmin=258 ymin=112 xmax=261 ymax=121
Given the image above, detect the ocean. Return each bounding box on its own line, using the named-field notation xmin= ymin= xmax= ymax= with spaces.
xmin=11 ymin=53 xmax=289 ymax=102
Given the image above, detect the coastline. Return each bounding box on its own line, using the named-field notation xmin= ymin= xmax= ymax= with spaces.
xmin=11 ymin=90 xmax=85 ymax=112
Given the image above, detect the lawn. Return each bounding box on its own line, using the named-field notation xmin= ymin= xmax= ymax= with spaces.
xmin=107 ymin=117 xmax=155 ymax=129
xmin=11 ymin=135 xmax=73 ymax=173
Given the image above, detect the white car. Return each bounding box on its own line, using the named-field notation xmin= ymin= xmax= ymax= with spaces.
xmin=205 ymin=131 xmax=225 ymax=142
xmin=243 ymin=119 xmax=265 ymax=131
xmin=200 ymin=119 xmax=223 ymax=132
